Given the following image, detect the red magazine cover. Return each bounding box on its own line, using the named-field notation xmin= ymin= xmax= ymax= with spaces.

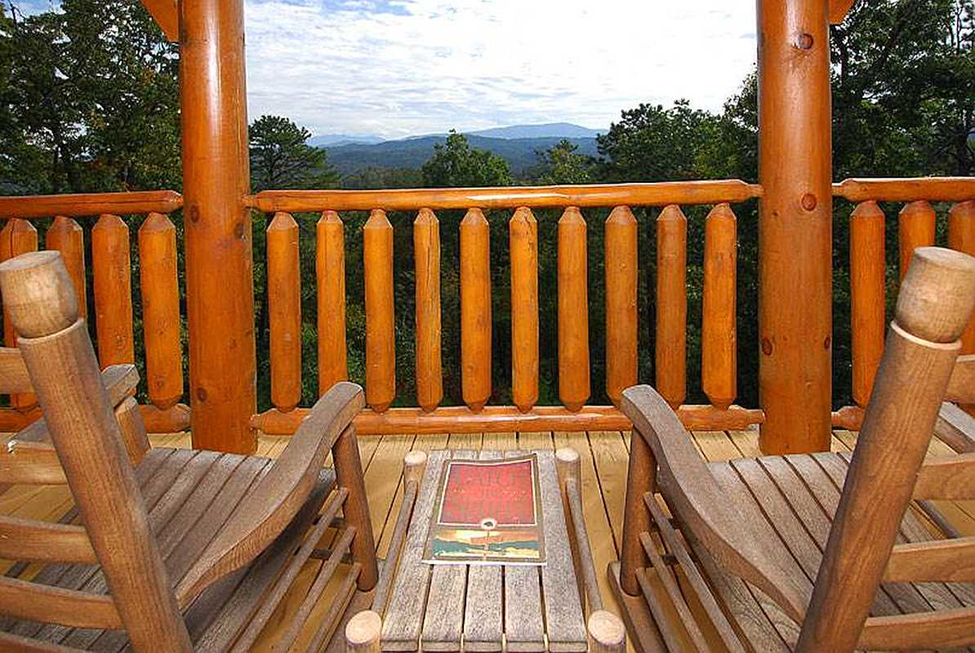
xmin=423 ymin=454 xmax=546 ymax=565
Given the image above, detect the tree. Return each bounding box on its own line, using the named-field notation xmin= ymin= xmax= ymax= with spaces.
xmin=0 ymin=0 xmax=180 ymax=194
xmin=596 ymin=100 xmax=721 ymax=182
xmin=249 ymin=115 xmax=338 ymax=191
xmin=532 ymin=139 xmax=595 ymax=184
xmin=421 ymin=130 xmax=511 ymax=187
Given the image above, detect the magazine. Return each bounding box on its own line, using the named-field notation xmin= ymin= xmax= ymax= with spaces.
xmin=422 ymin=453 xmax=546 ymax=565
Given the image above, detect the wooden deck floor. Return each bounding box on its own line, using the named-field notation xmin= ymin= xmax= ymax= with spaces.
xmin=3 ymin=427 xmax=974 ymax=651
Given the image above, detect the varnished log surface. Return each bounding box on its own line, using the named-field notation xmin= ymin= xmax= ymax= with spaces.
xmin=3 ymin=428 xmax=974 ymax=653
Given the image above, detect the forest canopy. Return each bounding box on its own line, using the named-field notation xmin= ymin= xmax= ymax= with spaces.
xmin=0 ymin=0 xmax=972 ymax=411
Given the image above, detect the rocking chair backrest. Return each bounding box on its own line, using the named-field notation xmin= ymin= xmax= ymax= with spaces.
xmin=0 ymin=251 xmax=191 ymax=651
xmin=796 ymin=247 xmax=975 ymax=652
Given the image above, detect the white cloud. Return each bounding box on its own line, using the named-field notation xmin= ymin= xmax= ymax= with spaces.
xmin=244 ymin=0 xmax=757 ymax=138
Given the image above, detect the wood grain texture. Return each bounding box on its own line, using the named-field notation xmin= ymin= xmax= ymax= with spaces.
xmin=0 ymin=251 xmax=191 ymax=651
xmin=334 ymin=420 xmax=379 ymax=591
xmin=382 ymin=449 xmax=446 ymax=650
xmin=898 ymin=201 xmax=937 ymax=283
xmin=91 ymin=214 xmax=134 ymax=367
xmin=0 ymin=191 xmax=182 ymax=219
xmin=44 ymin=216 xmax=87 ymax=320
xmin=757 ymin=0 xmax=833 ymax=455
xmin=363 ymin=209 xmax=396 ymax=413
xmin=0 ymin=345 xmax=31 ymax=393
xmin=266 ymin=212 xmax=302 ymax=412
xmin=179 ymin=0 xmax=256 ymax=453
xmin=950 ymin=200 xmax=975 ymax=357
xmin=141 ymin=0 xmax=178 ymax=41
xmin=251 ymin=179 xmax=762 ymax=213
xmin=796 ymin=247 xmax=975 ymax=652
xmin=557 ymin=207 xmax=590 ymax=412
xmin=913 ymin=453 xmax=975 ymax=499
xmin=603 ymin=206 xmax=638 ymax=407
xmin=414 ymin=208 xmax=443 ymax=412
xmin=849 ymin=201 xmax=886 ymax=407
xmin=935 ymin=401 xmax=975 ymax=452
xmin=138 ymin=212 xmax=183 ymax=411
xmin=175 ymin=382 xmax=363 ymax=603
xmin=655 ymin=205 xmax=687 ymax=408
xmin=459 ymin=208 xmax=492 ymax=412
xmin=317 ymin=210 xmax=348 ymax=394
xmin=536 ymin=449 xmax=587 ymax=651
xmin=0 ymin=515 xmax=94 ymax=564
xmin=253 ymin=403 xmax=766 ymax=436
xmin=702 ymin=203 xmax=737 ymax=410
xmin=4 ymin=218 xmax=39 ymax=410
xmin=510 ymin=207 xmax=539 ymax=413
xmin=834 ymin=176 xmax=975 ymax=203
xmin=621 ymin=384 xmax=809 ymax=621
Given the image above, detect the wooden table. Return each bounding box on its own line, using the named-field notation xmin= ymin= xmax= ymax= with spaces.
xmin=379 ymin=449 xmax=590 ymax=652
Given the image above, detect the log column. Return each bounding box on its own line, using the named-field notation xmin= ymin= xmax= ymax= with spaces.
xmin=757 ymin=0 xmax=833 ymax=454
xmin=180 ymin=0 xmax=256 ymax=452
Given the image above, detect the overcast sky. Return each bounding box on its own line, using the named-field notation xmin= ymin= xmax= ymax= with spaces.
xmin=15 ymin=0 xmax=759 ymax=138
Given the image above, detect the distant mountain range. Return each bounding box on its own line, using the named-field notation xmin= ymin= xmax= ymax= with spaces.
xmin=311 ymin=123 xmax=605 ymax=176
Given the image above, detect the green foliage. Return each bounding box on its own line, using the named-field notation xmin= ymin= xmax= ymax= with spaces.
xmin=5 ymin=0 xmax=973 ymax=414
xmin=530 ymin=139 xmax=596 ymax=184
xmin=0 ymin=0 xmax=180 ymax=194
xmin=421 ymin=131 xmax=512 ymax=187
xmin=249 ymin=114 xmax=339 ymax=191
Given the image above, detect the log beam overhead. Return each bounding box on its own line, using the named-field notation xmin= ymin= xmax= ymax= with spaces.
xmin=141 ymin=0 xmax=179 ymax=42
xmin=757 ymin=0 xmax=834 ymax=454
xmin=829 ymin=0 xmax=856 ymax=24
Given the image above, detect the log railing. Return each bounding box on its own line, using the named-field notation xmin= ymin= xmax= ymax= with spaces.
xmin=247 ymin=180 xmax=766 ymax=435
xmin=0 ymin=192 xmax=190 ymax=433
xmin=833 ymin=177 xmax=975 ymax=429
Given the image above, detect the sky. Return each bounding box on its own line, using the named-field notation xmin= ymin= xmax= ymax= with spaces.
xmin=244 ymin=0 xmax=758 ymax=138
xmin=13 ymin=0 xmax=759 ymax=139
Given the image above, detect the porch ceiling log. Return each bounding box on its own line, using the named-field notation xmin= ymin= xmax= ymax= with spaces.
xmin=141 ymin=0 xmax=179 ymax=42
xmin=829 ymin=0 xmax=856 ymax=24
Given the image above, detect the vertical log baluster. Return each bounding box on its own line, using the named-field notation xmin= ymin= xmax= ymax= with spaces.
xmin=92 ymin=214 xmax=134 ymax=367
xmin=949 ymin=200 xmax=975 ymax=355
xmin=898 ymin=200 xmax=936 ymax=283
xmin=267 ymin=212 xmax=302 ymax=413
xmin=460 ymin=208 xmax=492 ymax=412
xmin=4 ymin=219 xmax=38 ymax=410
xmin=702 ymin=203 xmax=737 ymax=410
xmin=45 ymin=216 xmax=87 ymax=319
xmin=317 ymin=210 xmax=348 ymax=394
xmin=509 ymin=207 xmax=539 ymax=413
xmin=414 ymin=208 xmax=442 ymax=412
xmin=655 ymin=205 xmax=687 ymax=409
xmin=139 ymin=212 xmax=183 ymax=410
xmin=850 ymin=201 xmax=886 ymax=407
xmin=604 ymin=206 xmax=638 ymax=407
xmin=558 ymin=207 xmax=590 ymax=411
xmin=363 ymin=209 xmax=395 ymax=413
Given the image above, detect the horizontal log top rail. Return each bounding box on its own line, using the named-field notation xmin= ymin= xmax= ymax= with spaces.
xmin=833 ymin=177 xmax=975 ymax=203
xmin=0 ymin=191 xmax=183 ymax=220
xmin=248 ymin=179 xmax=763 ymax=213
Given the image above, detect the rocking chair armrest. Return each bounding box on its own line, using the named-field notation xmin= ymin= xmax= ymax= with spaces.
xmin=174 ymin=382 xmax=365 ymax=606
xmin=621 ymin=385 xmax=809 ymax=623
xmin=935 ymin=402 xmax=975 ymax=453
xmin=9 ymin=364 xmax=140 ymax=449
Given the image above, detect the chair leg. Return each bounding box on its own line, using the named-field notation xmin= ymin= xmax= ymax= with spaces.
xmin=619 ymin=431 xmax=656 ymax=596
xmin=346 ymin=610 xmax=382 ymax=653
xmin=333 ymin=425 xmax=379 ymax=591
xmin=588 ymin=610 xmax=627 ymax=652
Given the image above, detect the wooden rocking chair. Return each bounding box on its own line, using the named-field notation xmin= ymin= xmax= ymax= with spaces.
xmin=0 ymin=250 xmax=378 ymax=652
xmin=612 ymin=246 xmax=975 ymax=653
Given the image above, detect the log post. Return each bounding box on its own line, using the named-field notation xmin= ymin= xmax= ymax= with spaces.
xmin=757 ymin=0 xmax=833 ymax=454
xmin=180 ymin=0 xmax=256 ymax=453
